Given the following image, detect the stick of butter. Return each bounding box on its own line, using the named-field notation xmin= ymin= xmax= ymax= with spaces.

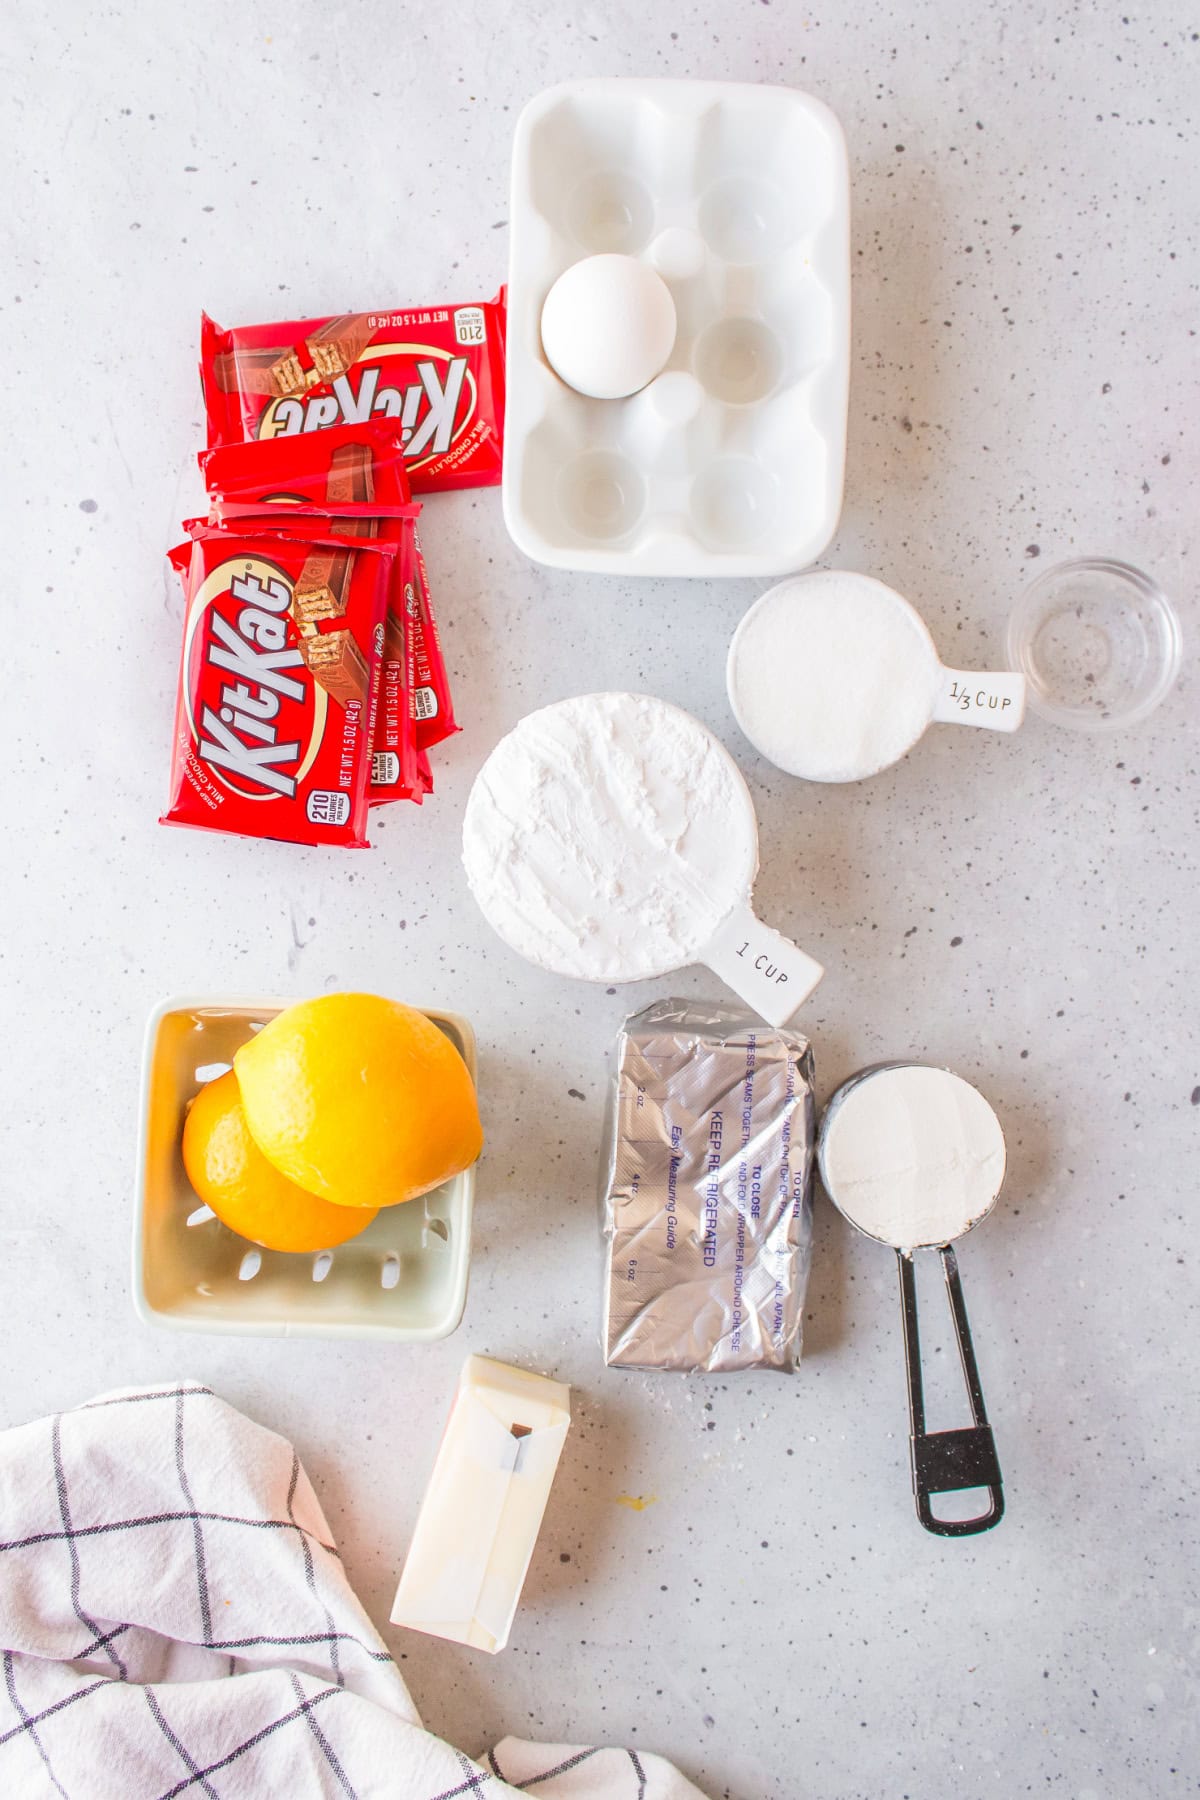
xmin=390 ymin=1354 xmax=571 ymax=1654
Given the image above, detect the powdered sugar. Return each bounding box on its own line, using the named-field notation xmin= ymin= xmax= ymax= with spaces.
xmin=462 ymin=692 xmax=759 ymax=982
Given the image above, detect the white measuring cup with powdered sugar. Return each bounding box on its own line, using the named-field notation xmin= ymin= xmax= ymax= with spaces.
xmin=462 ymin=692 xmax=823 ymax=1027
xmin=727 ymin=570 xmax=1026 ymax=782
xmin=818 ymin=1063 xmax=1008 ymax=1537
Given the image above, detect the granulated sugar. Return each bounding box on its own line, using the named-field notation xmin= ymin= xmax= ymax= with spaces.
xmin=727 ymin=570 xmax=942 ymax=781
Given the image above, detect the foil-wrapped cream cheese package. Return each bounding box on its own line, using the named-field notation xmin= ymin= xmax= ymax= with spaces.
xmin=600 ymin=999 xmax=815 ymax=1372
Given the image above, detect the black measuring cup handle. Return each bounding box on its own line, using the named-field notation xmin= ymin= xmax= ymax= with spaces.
xmin=896 ymin=1243 xmax=1004 ymax=1537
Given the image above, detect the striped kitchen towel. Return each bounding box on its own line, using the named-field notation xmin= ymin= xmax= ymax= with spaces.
xmin=0 ymin=1382 xmax=708 ymax=1800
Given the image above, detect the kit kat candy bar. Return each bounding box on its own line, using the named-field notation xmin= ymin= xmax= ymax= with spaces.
xmin=307 ymin=313 xmax=373 ymax=382
xmin=327 ymin=441 xmax=377 ymax=539
xmin=267 ymin=346 xmax=317 ymax=398
xmin=301 ymin=629 xmax=369 ymax=706
xmin=326 ymin=441 xmax=375 ymax=506
xmin=292 ymin=548 xmax=353 ymax=633
xmin=200 ymin=292 xmax=506 ymax=493
xmin=213 ymin=344 xmax=315 ymax=399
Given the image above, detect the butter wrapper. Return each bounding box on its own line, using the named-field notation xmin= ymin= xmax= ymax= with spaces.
xmin=600 ymin=998 xmax=815 ymax=1373
xmin=390 ymin=1355 xmax=570 ymax=1654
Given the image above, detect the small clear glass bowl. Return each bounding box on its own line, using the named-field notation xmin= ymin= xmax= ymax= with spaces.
xmin=1006 ymin=557 xmax=1182 ymax=732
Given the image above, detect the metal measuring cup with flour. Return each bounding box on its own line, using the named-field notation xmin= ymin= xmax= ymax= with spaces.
xmin=462 ymin=692 xmax=824 ymax=1026
xmin=818 ymin=1062 xmax=1009 ymax=1536
xmin=727 ymin=570 xmax=1026 ymax=782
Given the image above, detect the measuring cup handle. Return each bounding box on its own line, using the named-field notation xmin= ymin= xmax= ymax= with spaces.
xmin=700 ymin=900 xmax=823 ymax=1027
xmin=897 ymin=1245 xmax=1005 ymax=1537
xmin=932 ymin=666 xmax=1026 ymax=731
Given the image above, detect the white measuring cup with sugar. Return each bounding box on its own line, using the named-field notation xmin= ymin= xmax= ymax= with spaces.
xmin=727 ymin=570 xmax=1027 ymax=782
xmin=818 ymin=1062 xmax=1008 ymax=1536
xmin=462 ymin=692 xmax=822 ymax=1027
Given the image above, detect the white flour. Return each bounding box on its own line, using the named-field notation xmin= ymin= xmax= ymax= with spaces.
xmin=819 ymin=1064 xmax=1006 ymax=1248
xmin=462 ymin=692 xmax=759 ymax=981
xmin=727 ymin=570 xmax=942 ymax=781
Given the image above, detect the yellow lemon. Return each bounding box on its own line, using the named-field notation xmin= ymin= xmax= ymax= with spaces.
xmin=182 ymin=1071 xmax=377 ymax=1253
xmin=233 ymin=993 xmax=482 ymax=1208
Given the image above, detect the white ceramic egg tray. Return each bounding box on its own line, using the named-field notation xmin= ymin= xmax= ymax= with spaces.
xmin=503 ymin=78 xmax=850 ymax=578
xmin=133 ymin=997 xmax=476 ymax=1341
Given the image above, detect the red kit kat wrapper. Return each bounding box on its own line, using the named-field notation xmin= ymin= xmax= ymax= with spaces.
xmin=200 ymin=295 xmax=506 ymax=495
xmin=198 ymin=424 xmax=431 ymax=799
xmin=200 ymin=422 xmax=419 ymax=528
xmin=198 ymin=420 xmax=458 ymax=754
xmin=372 ymin=529 xmax=434 ymax=807
xmin=162 ymin=528 xmax=394 ymax=849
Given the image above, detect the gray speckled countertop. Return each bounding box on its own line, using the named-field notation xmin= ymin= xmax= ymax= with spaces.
xmin=3 ymin=3 xmax=1197 ymax=1796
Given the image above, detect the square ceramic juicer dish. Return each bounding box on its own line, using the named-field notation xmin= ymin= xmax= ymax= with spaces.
xmin=503 ymin=78 xmax=851 ymax=576
xmin=133 ymin=997 xmax=477 ymax=1340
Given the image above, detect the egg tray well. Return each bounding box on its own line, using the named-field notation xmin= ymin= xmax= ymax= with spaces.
xmin=134 ymin=998 xmax=476 ymax=1341
xmin=503 ymin=78 xmax=851 ymax=578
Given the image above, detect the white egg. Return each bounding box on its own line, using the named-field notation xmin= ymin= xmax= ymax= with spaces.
xmin=540 ymin=254 xmax=677 ymax=400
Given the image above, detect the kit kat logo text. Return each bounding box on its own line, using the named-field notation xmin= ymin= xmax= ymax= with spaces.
xmin=185 ymin=560 xmax=326 ymax=802
xmin=257 ymin=343 xmax=478 ymax=467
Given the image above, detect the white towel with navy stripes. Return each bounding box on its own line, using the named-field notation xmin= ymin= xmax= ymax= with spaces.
xmin=0 ymin=1383 xmax=708 ymax=1800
